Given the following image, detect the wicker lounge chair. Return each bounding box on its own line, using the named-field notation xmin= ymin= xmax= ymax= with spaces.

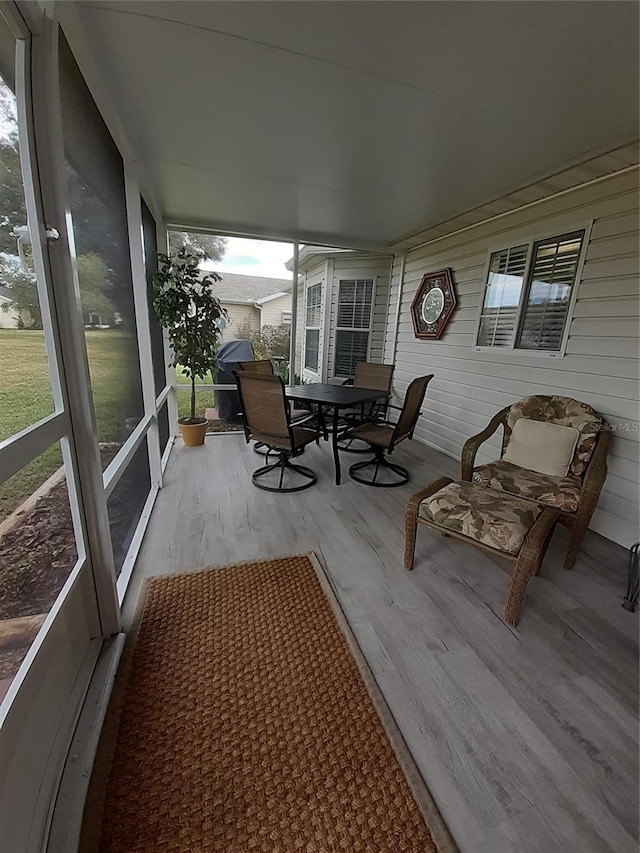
xmin=461 ymin=395 xmax=610 ymax=569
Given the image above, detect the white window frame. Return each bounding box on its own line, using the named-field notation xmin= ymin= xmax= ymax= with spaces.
xmin=473 ymin=221 xmax=592 ymax=359
xmin=333 ymin=277 xmax=375 ymax=378
xmin=303 ymin=280 xmax=322 ymax=374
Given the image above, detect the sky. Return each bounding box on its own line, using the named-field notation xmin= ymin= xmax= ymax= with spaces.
xmin=202 ymin=237 xmax=294 ymax=281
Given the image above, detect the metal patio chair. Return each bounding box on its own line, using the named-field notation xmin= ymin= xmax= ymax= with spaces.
xmin=235 ymin=372 xmax=319 ymax=493
xmin=338 ymin=361 xmax=395 ymax=453
xmin=347 ymin=374 xmax=434 ymax=487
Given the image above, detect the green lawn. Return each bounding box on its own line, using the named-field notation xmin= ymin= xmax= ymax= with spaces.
xmin=0 ymin=328 xmax=140 ymax=520
xmin=175 ymin=366 xmax=214 ymax=420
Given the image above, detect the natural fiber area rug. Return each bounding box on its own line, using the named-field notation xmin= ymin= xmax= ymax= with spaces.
xmin=83 ymin=554 xmax=457 ymax=853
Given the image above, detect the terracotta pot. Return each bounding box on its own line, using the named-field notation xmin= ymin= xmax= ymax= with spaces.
xmin=179 ymin=419 xmax=208 ymax=447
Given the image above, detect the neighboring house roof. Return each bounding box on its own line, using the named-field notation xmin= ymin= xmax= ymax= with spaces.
xmin=201 ymin=271 xmax=292 ymax=303
xmin=285 ymin=245 xmax=390 ymax=272
xmin=255 ymin=291 xmax=289 ymax=305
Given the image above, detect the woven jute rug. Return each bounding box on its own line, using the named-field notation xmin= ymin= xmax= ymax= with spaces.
xmin=82 ymin=554 xmax=458 ymax=853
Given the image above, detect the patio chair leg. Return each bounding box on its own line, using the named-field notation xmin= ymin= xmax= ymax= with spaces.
xmin=349 ymin=449 xmax=409 ymax=487
xmin=563 ymin=516 xmax=590 ymax=570
xmin=505 ymin=508 xmax=558 ymax=625
xmin=404 ymin=504 xmax=420 ymax=571
xmin=504 ymin=557 xmax=533 ymax=626
xmin=252 ymin=452 xmax=317 ymax=493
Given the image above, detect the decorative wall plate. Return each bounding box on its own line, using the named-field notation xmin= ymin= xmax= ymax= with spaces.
xmin=410 ymin=268 xmax=457 ymax=340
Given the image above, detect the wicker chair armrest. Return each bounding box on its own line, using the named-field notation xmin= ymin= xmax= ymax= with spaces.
xmin=577 ymin=423 xmax=610 ymax=509
xmin=406 ymin=477 xmax=453 ymax=519
xmin=461 ymin=406 xmax=510 ymax=481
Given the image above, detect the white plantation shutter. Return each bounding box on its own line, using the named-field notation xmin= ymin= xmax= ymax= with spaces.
xmin=305 ymin=283 xmax=322 ymax=327
xmin=337 ymin=279 xmax=373 ymax=328
xmin=304 ymin=329 xmax=319 ymax=370
xmin=516 ymin=231 xmax=584 ymax=351
xmin=477 ymin=245 xmax=528 ymax=347
xmin=334 ymin=331 xmax=369 ymax=377
xmin=334 ymin=279 xmax=374 ymax=376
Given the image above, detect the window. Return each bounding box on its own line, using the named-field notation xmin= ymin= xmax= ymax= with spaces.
xmin=334 ymin=279 xmax=373 ymax=376
xmin=304 ymin=282 xmax=322 ymax=371
xmin=282 ymin=310 xmax=291 ymax=325
xmin=476 ymin=230 xmax=585 ymax=353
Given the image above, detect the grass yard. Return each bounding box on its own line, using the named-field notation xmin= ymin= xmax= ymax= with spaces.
xmin=175 ymin=365 xmax=214 ymax=420
xmin=0 ymin=328 xmax=142 ymax=520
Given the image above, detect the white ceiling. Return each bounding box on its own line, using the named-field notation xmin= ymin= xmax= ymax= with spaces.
xmin=77 ymin=1 xmax=639 ymax=248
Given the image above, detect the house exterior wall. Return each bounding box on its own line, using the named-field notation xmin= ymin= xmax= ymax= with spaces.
xmin=295 ymin=255 xmax=392 ymax=383
xmin=384 ymin=168 xmax=640 ymax=547
xmin=0 ymin=300 xmax=20 ymax=328
xmin=0 ymin=296 xmax=31 ymax=328
xmin=220 ymin=301 xmax=260 ymax=344
xmin=326 ymin=256 xmax=392 ymax=380
xmin=299 ymin=262 xmax=326 ymax=382
xmin=260 ymin=293 xmax=291 ymax=328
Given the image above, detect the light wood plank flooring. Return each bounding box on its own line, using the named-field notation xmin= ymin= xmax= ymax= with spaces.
xmin=125 ymin=435 xmax=639 ymax=853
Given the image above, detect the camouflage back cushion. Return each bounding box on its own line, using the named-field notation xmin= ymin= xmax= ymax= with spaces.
xmin=419 ymin=481 xmax=542 ymax=555
xmin=503 ymin=396 xmax=602 ymax=478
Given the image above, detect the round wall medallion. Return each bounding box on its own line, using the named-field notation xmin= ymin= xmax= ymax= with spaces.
xmin=421 ymin=286 xmax=445 ymax=325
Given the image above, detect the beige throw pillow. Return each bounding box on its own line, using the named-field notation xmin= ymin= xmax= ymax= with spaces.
xmin=503 ymin=418 xmax=580 ymax=478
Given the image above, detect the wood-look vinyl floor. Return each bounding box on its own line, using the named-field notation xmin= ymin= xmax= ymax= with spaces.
xmin=124 ymin=435 xmax=639 ymax=853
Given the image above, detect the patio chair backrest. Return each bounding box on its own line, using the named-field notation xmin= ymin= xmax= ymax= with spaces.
xmin=353 ymin=362 xmax=394 ymax=393
xmin=392 ymin=375 xmax=434 ymax=446
xmin=503 ymin=395 xmax=603 ymax=478
xmin=235 ymin=372 xmax=291 ymax=447
xmin=238 ymin=359 xmax=274 ymax=376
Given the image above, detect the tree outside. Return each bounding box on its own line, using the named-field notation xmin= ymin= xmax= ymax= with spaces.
xmin=168 ymin=230 xmax=227 ymax=261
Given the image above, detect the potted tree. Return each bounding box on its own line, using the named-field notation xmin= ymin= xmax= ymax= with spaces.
xmin=152 ymin=249 xmax=227 ymax=447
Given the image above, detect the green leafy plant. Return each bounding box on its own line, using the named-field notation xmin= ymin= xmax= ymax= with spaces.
xmin=152 ymin=249 xmax=227 ymax=423
xmin=236 ymin=321 xmax=291 ymax=380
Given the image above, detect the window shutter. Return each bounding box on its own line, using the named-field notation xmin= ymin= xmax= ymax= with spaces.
xmin=337 ymin=280 xmax=373 ymax=328
xmin=305 ymin=283 xmax=322 ymax=327
xmin=517 ymin=232 xmax=584 ymax=351
xmin=477 ymin=245 xmax=528 ymax=347
xmin=304 ymin=329 xmax=320 ymax=371
xmin=334 ymin=279 xmax=374 ymax=375
xmin=334 ymin=331 xmax=369 ymax=377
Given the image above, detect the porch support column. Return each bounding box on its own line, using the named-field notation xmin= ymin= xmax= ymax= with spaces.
xmin=289 ymin=242 xmax=299 ymax=384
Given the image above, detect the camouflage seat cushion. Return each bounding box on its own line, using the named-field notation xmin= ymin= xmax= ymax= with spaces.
xmin=418 ymin=481 xmax=542 ymax=555
xmin=473 ymin=459 xmax=582 ymax=513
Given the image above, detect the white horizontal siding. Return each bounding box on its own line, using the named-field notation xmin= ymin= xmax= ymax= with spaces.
xmin=386 ymin=168 xmax=640 ymax=547
xmin=260 ymin=293 xmax=291 ymax=328
xmin=220 ymin=302 xmax=259 ymax=343
xmin=297 ymin=262 xmax=326 ymax=382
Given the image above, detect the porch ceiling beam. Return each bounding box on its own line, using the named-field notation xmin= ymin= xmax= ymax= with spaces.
xmin=164 ymin=219 xmax=392 ymax=257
